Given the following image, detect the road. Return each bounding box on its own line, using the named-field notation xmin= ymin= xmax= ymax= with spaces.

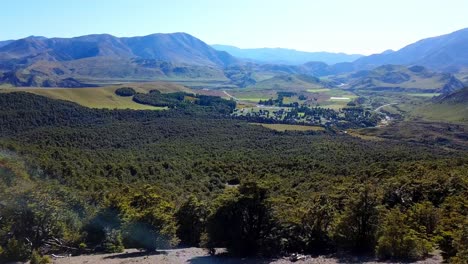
xmin=223 ymin=90 xmax=239 ymax=101
xmin=375 ymin=103 xmax=397 ymax=112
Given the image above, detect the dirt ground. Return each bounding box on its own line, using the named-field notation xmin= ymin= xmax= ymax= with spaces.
xmin=49 ymin=248 xmax=443 ymax=264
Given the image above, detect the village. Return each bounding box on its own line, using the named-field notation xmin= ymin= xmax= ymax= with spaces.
xmin=232 ymin=92 xmax=383 ymax=129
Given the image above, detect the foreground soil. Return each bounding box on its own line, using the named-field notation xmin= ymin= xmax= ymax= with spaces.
xmin=51 ymin=248 xmax=443 ymax=264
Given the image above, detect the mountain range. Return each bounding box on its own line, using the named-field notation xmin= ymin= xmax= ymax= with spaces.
xmin=211 ymin=45 xmax=363 ymax=65
xmin=0 ymin=33 xmax=236 ymax=68
xmin=353 ymin=28 xmax=468 ymax=72
xmin=0 ymin=28 xmax=467 ymax=88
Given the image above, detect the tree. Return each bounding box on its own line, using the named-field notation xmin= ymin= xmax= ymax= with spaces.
xmin=120 ymin=187 xmax=179 ymax=251
xmin=175 ymin=195 xmax=208 ymax=247
xmin=206 ymin=182 xmax=275 ymax=256
xmin=408 ymin=201 xmax=439 ymax=236
xmin=6 ymin=190 xmax=68 ymax=251
xmin=333 ymin=184 xmax=381 ymax=253
xmin=376 ymin=208 xmax=432 ymax=260
xmin=436 ymin=195 xmax=468 ymax=262
xmin=302 ymin=195 xmax=336 ymax=253
xmin=115 ymin=87 xmax=136 ymax=97
xmin=84 ymin=200 xmax=122 ymax=248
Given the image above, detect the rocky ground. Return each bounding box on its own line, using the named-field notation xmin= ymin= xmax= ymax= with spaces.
xmin=49 ymin=248 xmax=443 ymax=264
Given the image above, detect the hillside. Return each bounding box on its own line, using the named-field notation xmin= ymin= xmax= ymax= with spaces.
xmin=353 ymin=28 xmax=468 ymax=71
xmin=434 ymin=86 xmax=468 ymax=104
xmin=342 ymin=65 xmax=464 ymax=93
xmin=0 ymin=82 xmax=191 ymax=109
xmin=0 ymin=92 xmax=466 ymax=263
xmin=212 ymin=44 xmax=363 ymax=65
xmin=407 ymin=87 xmax=468 ymax=123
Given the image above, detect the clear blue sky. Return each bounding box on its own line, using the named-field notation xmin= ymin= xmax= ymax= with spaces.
xmin=2 ymin=0 xmax=467 ymax=55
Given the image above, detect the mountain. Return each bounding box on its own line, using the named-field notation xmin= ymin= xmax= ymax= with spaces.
xmin=212 ymin=44 xmax=363 ymax=65
xmin=0 ymin=33 xmax=237 ymax=87
xmin=341 ymin=65 xmax=464 ymax=93
xmin=0 ymin=33 xmax=236 ymax=67
xmin=123 ymin=34 xmax=237 ymax=66
xmin=0 ymin=40 xmax=13 ymax=48
xmin=353 ymin=28 xmax=468 ymax=71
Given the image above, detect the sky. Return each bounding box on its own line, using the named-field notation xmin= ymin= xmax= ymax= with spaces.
xmin=1 ymin=0 xmax=468 ymax=55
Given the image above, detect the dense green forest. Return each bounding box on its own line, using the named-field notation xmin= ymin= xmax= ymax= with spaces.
xmin=0 ymin=92 xmax=466 ymax=263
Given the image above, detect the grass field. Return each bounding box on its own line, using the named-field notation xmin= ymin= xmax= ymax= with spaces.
xmin=0 ymin=82 xmax=191 ymax=110
xmin=411 ymin=103 xmax=468 ymax=123
xmin=306 ymin=88 xmax=331 ymax=93
xmin=228 ymin=89 xmax=276 ymax=102
xmin=317 ymin=89 xmax=357 ymax=110
xmin=250 ymin=123 xmax=325 ymax=132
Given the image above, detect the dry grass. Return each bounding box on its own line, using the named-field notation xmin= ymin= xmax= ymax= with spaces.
xmin=0 ymin=82 xmax=191 ymax=110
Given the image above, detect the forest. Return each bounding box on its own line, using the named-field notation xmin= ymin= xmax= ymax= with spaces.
xmin=0 ymin=92 xmax=466 ymax=263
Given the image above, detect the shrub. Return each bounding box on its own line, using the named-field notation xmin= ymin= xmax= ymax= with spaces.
xmin=30 ymin=250 xmax=51 ymax=264
xmin=79 ymin=242 xmax=87 ymax=250
xmin=3 ymin=238 xmax=31 ymax=261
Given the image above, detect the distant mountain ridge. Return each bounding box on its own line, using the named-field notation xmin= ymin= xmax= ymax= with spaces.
xmin=212 ymin=44 xmax=363 ymax=65
xmin=0 ymin=33 xmax=237 ymax=87
xmin=353 ymin=28 xmax=468 ymax=71
xmin=0 ymin=33 xmax=237 ymax=68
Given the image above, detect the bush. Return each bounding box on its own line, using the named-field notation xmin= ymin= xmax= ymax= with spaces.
xmin=30 ymin=250 xmax=51 ymax=264
xmin=115 ymin=87 xmax=136 ymax=97
xmin=79 ymin=242 xmax=87 ymax=250
xmin=376 ymin=209 xmax=432 ymax=260
xmin=3 ymin=238 xmax=31 ymax=261
xmin=102 ymin=228 xmax=124 ymax=253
